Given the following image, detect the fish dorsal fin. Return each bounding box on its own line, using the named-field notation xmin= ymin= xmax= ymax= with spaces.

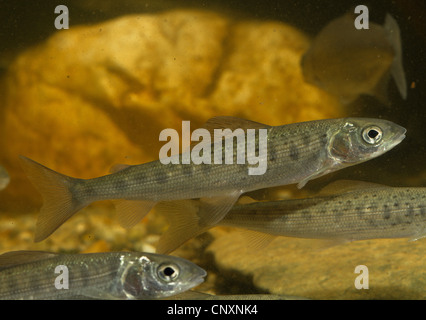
xmin=384 ymin=13 xmax=407 ymax=100
xmin=318 ymin=180 xmax=390 ymax=196
xmin=0 ymin=250 xmax=58 ymax=269
xmin=109 ymin=164 xmax=133 ymax=174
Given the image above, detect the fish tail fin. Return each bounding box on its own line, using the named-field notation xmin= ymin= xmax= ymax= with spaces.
xmin=384 ymin=14 xmax=407 ymax=100
xmin=155 ymin=200 xmax=211 ymax=254
xmin=19 ymin=156 xmax=88 ymax=242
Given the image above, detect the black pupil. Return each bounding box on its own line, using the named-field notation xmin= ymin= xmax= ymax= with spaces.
xmin=368 ymin=130 xmax=379 ymax=139
xmin=163 ymin=266 xmax=175 ymax=277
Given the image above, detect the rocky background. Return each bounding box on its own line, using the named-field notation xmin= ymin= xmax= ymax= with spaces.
xmin=0 ymin=1 xmax=424 ymax=299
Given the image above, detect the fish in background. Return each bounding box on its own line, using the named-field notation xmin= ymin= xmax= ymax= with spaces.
xmin=155 ymin=180 xmax=426 ymax=253
xmin=0 ymin=165 xmax=10 ymax=191
xmin=301 ymin=13 xmax=407 ymax=104
xmin=20 ymin=116 xmax=406 ymax=242
xmin=0 ymin=250 xmax=206 ymax=300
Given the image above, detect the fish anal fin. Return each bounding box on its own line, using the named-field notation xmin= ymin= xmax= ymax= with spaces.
xmin=114 ymin=200 xmax=156 ymax=229
xmin=0 ymin=250 xmax=58 ymax=269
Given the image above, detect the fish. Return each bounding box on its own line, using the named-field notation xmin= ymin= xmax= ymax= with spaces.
xmin=0 ymin=250 xmax=206 ymax=300
xmin=20 ymin=116 xmax=406 ymax=242
xmin=301 ymin=13 xmax=407 ymax=104
xmin=168 ymin=291 xmax=310 ymax=300
xmin=156 ymin=180 xmax=426 ymax=253
xmin=0 ymin=165 xmax=10 ymax=191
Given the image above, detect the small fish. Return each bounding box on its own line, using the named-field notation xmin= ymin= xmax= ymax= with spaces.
xmin=0 ymin=165 xmax=10 ymax=191
xmin=157 ymin=180 xmax=426 ymax=253
xmin=301 ymin=13 xmax=407 ymax=104
xmin=0 ymin=251 xmax=206 ymax=300
xmin=20 ymin=116 xmax=405 ymax=242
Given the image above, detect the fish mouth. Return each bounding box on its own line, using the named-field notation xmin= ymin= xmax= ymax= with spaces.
xmin=386 ymin=127 xmax=406 ymax=151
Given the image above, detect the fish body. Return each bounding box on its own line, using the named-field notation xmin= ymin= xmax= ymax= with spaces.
xmin=157 ymin=181 xmax=426 ymax=253
xmin=221 ymin=183 xmax=426 ymax=242
xmin=0 ymin=251 xmax=206 ymax=300
xmin=301 ymin=13 xmax=407 ymax=104
xmin=0 ymin=165 xmax=9 ymax=191
xmin=20 ymin=117 xmax=406 ymax=242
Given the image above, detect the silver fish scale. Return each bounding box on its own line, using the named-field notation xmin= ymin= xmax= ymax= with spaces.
xmin=78 ymin=119 xmax=335 ymax=202
xmin=222 ymin=188 xmax=426 ymax=241
xmin=0 ymin=252 xmax=124 ymax=300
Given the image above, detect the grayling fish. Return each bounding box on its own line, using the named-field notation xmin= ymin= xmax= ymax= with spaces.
xmin=301 ymin=13 xmax=407 ymax=104
xmin=157 ymin=180 xmax=426 ymax=253
xmin=0 ymin=250 xmax=206 ymax=300
xmin=0 ymin=165 xmax=10 ymax=191
xmin=20 ymin=116 xmax=406 ymax=242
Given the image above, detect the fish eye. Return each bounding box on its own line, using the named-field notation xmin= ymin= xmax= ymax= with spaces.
xmin=362 ymin=126 xmax=383 ymax=145
xmin=157 ymin=263 xmax=180 ymax=282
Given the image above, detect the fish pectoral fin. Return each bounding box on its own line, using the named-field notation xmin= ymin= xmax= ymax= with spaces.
xmin=238 ymin=230 xmax=277 ymax=251
xmin=155 ymin=192 xmax=242 ymax=254
xmin=197 ymin=192 xmax=242 ymax=226
xmin=0 ymin=250 xmax=58 ymax=269
xmin=113 ymin=200 xmax=156 ymax=229
xmin=155 ymin=199 xmax=209 ymax=254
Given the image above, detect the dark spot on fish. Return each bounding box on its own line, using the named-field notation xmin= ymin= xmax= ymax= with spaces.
xmin=269 ymin=146 xmax=277 ymax=162
xmin=181 ymin=164 xmax=193 ymax=176
xmin=383 ymin=205 xmax=391 ymax=219
xmin=201 ymin=163 xmax=211 ymax=175
xmin=303 ymin=135 xmax=310 ymax=147
xmin=333 ymin=208 xmax=343 ymax=223
xmin=113 ymin=179 xmax=128 ymax=191
xmin=346 ymin=200 xmax=352 ymax=205
xmin=404 ymin=207 xmax=413 ymax=218
xmin=372 ymin=194 xmax=377 ymax=198
xmin=392 ymin=195 xmax=398 ymax=199
xmin=368 ymin=218 xmax=378 ymax=227
xmin=393 ymin=202 xmax=399 ymax=207
xmin=154 ymin=169 xmax=168 ymax=184
xmin=289 ymin=143 xmax=299 ymax=161
xmin=421 ymin=207 xmax=426 ymax=217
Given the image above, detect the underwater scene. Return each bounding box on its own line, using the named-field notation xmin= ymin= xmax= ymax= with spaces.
xmin=0 ymin=0 xmax=425 ymax=300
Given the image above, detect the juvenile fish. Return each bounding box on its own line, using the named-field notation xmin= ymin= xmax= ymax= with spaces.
xmin=301 ymin=13 xmax=407 ymax=104
xmin=157 ymin=180 xmax=426 ymax=253
xmin=20 ymin=116 xmax=406 ymax=242
xmin=0 ymin=165 xmax=9 ymax=191
xmin=0 ymin=251 xmax=206 ymax=300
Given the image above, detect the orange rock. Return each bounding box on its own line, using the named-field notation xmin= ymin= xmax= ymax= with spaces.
xmin=0 ymin=9 xmax=342 ymax=211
